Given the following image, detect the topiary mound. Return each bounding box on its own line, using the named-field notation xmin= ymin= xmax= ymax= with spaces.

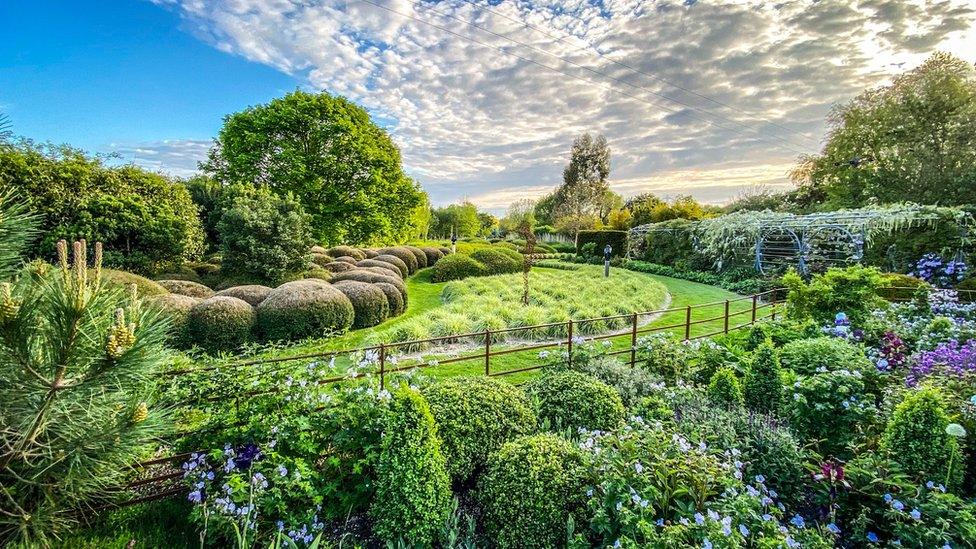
xmin=302 ymin=268 xmax=332 ymax=282
xmin=478 ymin=434 xmax=590 ymax=549
xmin=403 ymin=245 xmax=429 ymax=269
xmin=430 ymin=254 xmax=485 ymax=282
xmin=147 ymin=293 xmax=199 ymax=348
xmin=101 ymin=269 xmax=169 ymax=297
xmin=707 ymin=367 xmax=744 ymax=407
xmin=744 ymin=343 xmax=783 ymax=415
xmin=362 ymin=248 xmax=379 ymax=259
xmin=374 ymin=282 xmax=406 ymax=317
xmin=881 ymin=386 xmax=964 ymax=490
xmin=470 ymin=248 xmax=522 ymax=275
xmin=214 ymin=284 xmax=273 ymax=306
xmin=373 ymin=254 xmax=409 ymax=278
xmin=187 ymin=296 xmax=255 ymax=351
xmin=157 ymin=279 xmax=215 ymax=299
xmin=423 ymin=377 xmax=536 ymax=483
xmin=419 ymin=247 xmax=444 ymax=265
xmin=330 ymin=269 xmax=407 ymax=299
xmin=779 ymin=336 xmax=871 ymax=376
xmin=156 ymin=264 xmax=203 ymax=283
xmin=377 ymin=247 xmax=418 ymax=274
xmin=310 ymin=245 xmax=327 ymax=255
xmin=256 ymin=279 xmax=354 ymax=341
xmin=525 ymin=371 xmax=625 ymax=432
xmin=356 ymin=259 xmax=403 ymax=278
xmin=332 ymin=256 xmax=359 ymax=265
xmin=333 ymin=280 xmax=390 ymax=328
xmin=438 ymin=246 xmax=452 ymax=256
xmin=326 ymin=246 xmax=366 ymax=261
xmin=310 ymin=252 xmax=332 ymax=267
xmin=322 ymin=261 xmax=356 ymax=273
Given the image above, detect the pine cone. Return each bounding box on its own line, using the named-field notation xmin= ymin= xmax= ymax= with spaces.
xmin=131 ymin=402 xmax=148 ymax=424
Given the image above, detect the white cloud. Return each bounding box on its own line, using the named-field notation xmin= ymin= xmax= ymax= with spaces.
xmin=108 ymin=139 xmax=211 ymax=178
xmin=147 ymin=0 xmax=976 ymax=206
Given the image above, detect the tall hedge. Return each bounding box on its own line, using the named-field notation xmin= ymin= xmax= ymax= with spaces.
xmin=576 ymin=230 xmax=627 ymax=257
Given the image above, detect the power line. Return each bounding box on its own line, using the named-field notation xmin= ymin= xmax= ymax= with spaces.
xmin=354 ymin=0 xmax=812 ymax=156
xmin=454 ymin=0 xmax=822 ymax=148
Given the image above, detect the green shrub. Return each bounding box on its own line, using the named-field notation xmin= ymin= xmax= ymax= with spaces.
xmin=782 ymin=265 xmax=885 ymax=325
xmin=431 ymin=254 xmax=485 ymax=282
xmin=355 ymin=259 xmax=402 ymax=278
xmin=329 ymin=269 xmax=407 ymax=299
xmin=101 ymin=269 xmax=168 ymax=297
xmin=743 ymin=343 xmax=783 ymax=415
xmin=707 ymin=367 xmax=744 ymax=407
xmin=377 ymin=247 xmax=418 ymax=274
xmin=789 ymin=369 xmax=876 ymax=457
xmin=326 ymin=246 xmax=365 ymax=261
xmin=881 ymin=387 xmax=964 ymax=490
xmin=310 ymin=245 xmax=327 ymax=254
xmin=562 ymin=355 xmax=664 ymax=408
xmin=880 ymin=272 xmax=931 ymax=301
xmin=419 ymin=246 xmax=444 ymax=265
xmin=438 ymin=246 xmax=452 ymax=256
xmin=301 ymin=268 xmax=332 ymax=282
xmin=156 ymin=264 xmax=203 ymax=283
xmin=333 ymin=280 xmax=389 ymax=328
xmin=745 ymin=322 xmax=771 ymax=351
xmin=370 ymin=388 xmax=452 ymax=545
xmin=187 ymin=296 xmax=255 ymax=351
xmin=403 ymin=245 xmax=429 ymax=268
xmin=322 ymin=261 xmax=356 ymax=273
xmin=214 ymin=284 xmax=272 ymax=306
xmin=255 ymin=279 xmax=354 ymax=341
xmin=373 ymin=282 xmax=405 ymax=317
xmin=217 ymin=189 xmax=314 ymax=284
xmin=636 ymin=332 xmax=692 ymax=382
xmin=576 ymin=229 xmax=627 ymax=257
xmin=470 ymin=247 xmax=522 ymax=275
xmin=640 ymin=218 xmax=703 ymax=267
xmin=147 ymin=293 xmax=199 ymax=348
xmin=631 ymin=394 xmax=673 ymax=423
xmin=310 ymin=252 xmax=331 ymax=267
xmin=361 ymin=248 xmax=379 ymax=258
xmin=423 ymin=377 xmax=536 ymax=483
xmin=332 ymin=255 xmax=358 ymax=265
xmin=526 ymin=371 xmax=625 ymax=432
xmin=779 ymin=336 xmax=871 ymax=375
xmin=373 ymin=254 xmax=409 ymax=278
xmin=156 ymin=279 xmax=214 ymax=299
xmin=478 ymin=434 xmax=589 ymax=549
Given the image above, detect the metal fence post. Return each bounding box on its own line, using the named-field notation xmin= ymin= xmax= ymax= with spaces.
xmin=485 ymin=329 xmax=491 ymax=376
xmin=630 ymin=313 xmax=638 ymax=367
xmin=379 ymin=343 xmax=386 ymax=390
xmin=724 ymin=300 xmax=730 ymax=334
xmin=751 ymin=294 xmax=758 ymax=324
xmin=567 ymin=319 xmax=574 ymax=368
xmin=684 ymin=305 xmax=692 ymax=341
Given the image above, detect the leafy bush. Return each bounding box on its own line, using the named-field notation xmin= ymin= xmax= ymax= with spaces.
xmin=322 ymin=261 xmax=356 ymax=273
xmin=213 ymin=284 xmax=273 ymax=306
xmin=430 ymin=254 xmax=485 ymax=282
xmin=326 ymin=246 xmax=365 ymax=261
xmin=333 ymin=280 xmax=389 ymax=328
xmin=779 ymin=336 xmax=870 ymax=375
xmin=640 ymin=218 xmax=701 ymax=267
xmin=561 ymin=354 xmax=664 ymax=408
xmin=156 ymin=279 xmax=214 ymax=299
xmin=373 ymin=254 xmax=409 ymax=277
xmin=374 ymin=281 xmax=406 ymax=317
xmin=255 ymin=279 xmax=354 ymax=341
xmin=355 ymin=259 xmax=402 ymax=278
xmin=469 ymin=247 xmax=522 ymax=275
xmin=478 ymin=434 xmax=589 ymax=549
xmin=707 ymin=367 xmax=744 ymax=406
xmin=880 ymin=272 xmax=930 ymax=301
xmin=743 ymin=343 xmax=783 ymax=415
xmin=789 ymin=369 xmax=876 ymax=457
xmin=329 ymin=269 xmax=407 ymax=299
xmin=526 ymin=371 xmax=625 ymax=432
xmin=370 ymin=388 xmax=452 ymax=545
xmin=403 ymin=245 xmax=429 ymax=268
xmin=377 ymin=247 xmax=419 ymax=274
xmin=101 ymin=268 xmax=168 ymax=297
xmin=423 ymin=377 xmax=536 ymax=483
xmin=745 ymin=322 xmax=771 ymax=351
xmin=782 ymin=265 xmax=886 ymax=325
xmin=636 ymin=332 xmax=692 ymax=382
xmin=216 ymin=189 xmax=314 ymax=285
xmin=148 ymin=293 xmax=199 ymax=348
xmin=332 ymin=255 xmax=358 ymax=265
xmin=577 ymin=229 xmax=627 ymax=257
xmin=187 ymin=296 xmax=255 ymax=351
xmin=623 ymin=260 xmax=773 ymax=295
xmin=420 ymin=246 xmax=444 ymax=265
xmin=881 ymin=387 xmax=964 ymax=490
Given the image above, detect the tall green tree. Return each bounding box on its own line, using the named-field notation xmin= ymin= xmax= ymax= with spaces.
xmin=799 ymin=52 xmax=976 ymax=207
xmin=533 ymin=192 xmax=557 ymax=227
xmin=203 ymin=91 xmax=424 ymax=245
xmin=430 ymin=201 xmax=480 ymax=238
xmin=552 ymin=133 xmax=612 ymax=239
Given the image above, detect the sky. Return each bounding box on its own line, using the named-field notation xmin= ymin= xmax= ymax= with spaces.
xmin=3 ymin=1 xmax=976 ymax=214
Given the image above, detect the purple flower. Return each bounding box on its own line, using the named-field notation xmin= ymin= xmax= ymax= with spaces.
xmin=909 ymin=339 xmax=976 ymax=386
xmin=234 ymin=443 xmax=263 ymax=470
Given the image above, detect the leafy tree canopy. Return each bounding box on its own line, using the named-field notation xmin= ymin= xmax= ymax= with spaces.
xmin=552 ymin=133 xmax=612 ymax=237
xmin=429 ymin=201 xmax=482 ymax=238
xmin=203 ymin=90 xmax=425 ymax=245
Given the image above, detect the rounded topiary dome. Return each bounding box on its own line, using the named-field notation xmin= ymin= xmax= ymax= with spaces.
xmin=403 ymin=245 xmax=429 ymax=269
xmin=374 ymin=281 xmax=406 ymax=317
xmin=187 ymin=296 xmax=255 ymax=351
xmin=330 ymin=269 xmax=407 ymax=300
xmin=326 ymin=246 xmax=366 ymax=261
xmin=157 ymin=279 xmax=215 ymax=299
xmin=333 ymin=280 xmax=390 ymax=328
xmin=362 ymin=248 xmax=380 ymax=258
xmin=373 ymin=254 xmax=409 ymax=278
xmin=420 ymin=247 xmax=445 ymax=265
xmin=356 ymin=259 xmax=403 ymax=278
xmin=148 ymin=293 xmax=200 ymax=348
xmin=377 ymin=247 xmax=418 ymax=274
xmin=323 ymin=261 xmax=356 ymax=273
xmin=215 ymin=284 xmax=273 ymax=306
xmin=332 ymin=256 xmax=359 ymax=265
xmin=256 ymin=279 xmax=354 ymax=341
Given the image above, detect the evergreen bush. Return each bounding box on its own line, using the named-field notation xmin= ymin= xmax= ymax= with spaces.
xmin=526 ymin=371 xmax=625 ymax=432
xmin=333 ymin=280 xmax=389 ymax=328
xmin=881 ymin=387 xmax=964 ymax=490
xmin=419 ymin=246 xmax=444 ymax=265
xmin=329 ymin=269 xmax=407 ymax=299
xmin=156 ymin=279 xmax=214 ymax=299
xmin=374 ymin=281 xmax=406 ymax=317
xmin=470 ymin=248 xmax=522 ymax=275
xmin=430 ymin=254 xmax=485 ymax=282
xmin=743 ymin=343 xmax=783 ymax=415
xmin=147 ymin=293 xmax=199 ymax=348
xmin=213 ymin=284 xmax=273 ymax=306
xmin=404 ymin=245 xmax=429 ymax=268
xmin=707 ymin=367 xmax=744 ymax=407
xmin=373 ymin=254 xmax=409 ymax=277
xmin=255 ymin=279 xmax=354 ymax=340
xmin=779 ymin=336 xmax=871 ymax=375
xmin=332 ymin=255 xmax=359 ymax=265
xmin=326 ymin=246 xmax=366 ymax=261
xmin=186 ymin=295 xmax=255 ymax=351
xmin=377 ymin=247 xmax=419 ymax=273
xmin=101 ymin=269 xmax=169 ymax=297
xmin=322 ymin=261 xmax=356 ymax=273
xmin=355 ymin=259 xmax=402 ymax=278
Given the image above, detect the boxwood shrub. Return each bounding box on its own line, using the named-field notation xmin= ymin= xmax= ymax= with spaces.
xmin=187 ymin=296 xmax=255 ymax=351
xmin=330 ymin=269 xmax=407 ymax=300
xmin=362 ymin=248 xmax=379 ymax=258
xmin=322 ymin=261 xmax=356 ymax=273
xmin=148 ymin=293 xmax=199 ymax=348
xmin=526 ymin=371 xmax=625 ymax=432
xmin=214 ymin=284 xmax=272 ymax=306
xmin=101 ymin=269 xmax=169 ymax=297
xmin=255 ymin=279 xmax=354 ymax=341
xmin=157 ymin=279 xmax=214 ymax=299
xmin=403 ymin=245 xmax=429 ymax=269
xmin=430 ymin=254 xmax=485 ymax=282
xmin=355 ymin=259 xmax=402 ymax=278
xmin=779 ymin=336 xmax=870 ymax=376
xmin=881 ymin=387 xmax=964 ymax=490
xmin=332 ymin=256 xmax=359 ymax=265
xmin=326 ymin=246 xmax=366 ymax=261
xmin=419 ymin=246 xmax=444 ymax=265
xmin=373 ymin=254 xmax=409 ymax=278
xmin=333 ymin=280 xmax=390 ymax=328
xmin=423 ymin=377 xmax=536 ymax=483
xmin=374 ymin=282 xmax=406 ymax=317
xmin=470 ymin=248 xmax=522 ymax=275
xmin=478 ymin=434 xmax=590 ymax=549
xmin=377 ymin=247 xmax=419 ymax=274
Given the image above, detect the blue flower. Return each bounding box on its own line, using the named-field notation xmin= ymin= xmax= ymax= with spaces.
xmin=702 ymin=539 xmax=712 ymax=549
xmin=738 ymin=524 xmax=749 ymax=537
xmin=867 ymin=531 xmax=879 ymax=543
xmin=891 ymin=499 xmax=904 ymax=511
xmin=789 ymin=515 xmax=805 ymax=529
xmin=910 ymin=508 xmax=921 ymax=520
xmin=826 ymin=523 xmax=841 ymax=534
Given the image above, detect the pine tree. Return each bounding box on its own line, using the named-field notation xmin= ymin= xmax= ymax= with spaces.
xmin=0 ymin=196 xmax=173 ymax=545
xmin=744 ymin=343 xmax=783 ymax=415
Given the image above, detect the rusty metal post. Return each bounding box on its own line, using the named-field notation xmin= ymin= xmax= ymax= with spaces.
xmin=379 ymin=343 xmax=386 ymax=390
xmin=567 ymin=319 xmax=574 ymax=368
xmin=630 ymin=313 xmax=638 ymax=367
xmin=485 ymin=329 xmax=491 ymax=376
xmin=724 ymin=300 xmax=730 ymax=334
xmin=751 ymin=294 xmax=758 ymax=324
xmin=684 ymin=305 xmax=692 ymax=340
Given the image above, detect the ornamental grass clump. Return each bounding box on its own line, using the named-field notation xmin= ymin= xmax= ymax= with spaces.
xmin=423 ymin=377 xmax=536 ymax=483
xmin=881 ymin=387 xmax=965 ymax=490
xmin=0 ymin=239 xmax=172 ymax=545
xmin=370 ymin=388 xmax=452 ymax=545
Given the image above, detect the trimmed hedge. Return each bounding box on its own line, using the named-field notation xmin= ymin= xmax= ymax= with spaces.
xmin=301 ymin=267 xmax=332 ymax=282
xmin=577 ymin=229 xmax=627 ymax=257
xmin=310 ymin=252 xmax=332 ymax=267
xmin=332 ymin=256 xmax=359 ymax=265
xmin=478 ymin=434 xmax=589 ymax=549
xmin=438 ymin=246 xmax=452 ymax=256
xmin=373 ymin=254 xmax=409 ymax=278
xmin=423 ymin=377 xmax=536 ymax=483
xmin=374 ymin=282 xmax=406 ymax=317
xmin=377 ymin=247 xmax=419 ymax=274
xmin=470 ymin=248 xmax=522 ymax=275
xmin=101 ymin=269 xmax=169 ymax=297
xmin=333 ymin=280 xmax=390 ymax=328
xmin=362 ymin=248 xmax=379 ymax=258
xmin=148 ymin=293 xmax=199 ymax=348
xmin=187 ymin=296 xmax=255 ymax=351
xmin=326 ymin=246 xmax=366 ymax=261
xmin=404 ymin=245 xmax=429 ymax=269
xmin=330 ymin=269 xmax=407 ymax=299
xmin=214 ymin=284 xmax=273 ymax=306
xmin=526 ymin=371 xmax=625 ymax=432
xmin=356 ymin=259 xmax=402 ymax=278
xmin=419 ymin=247 xmax=444 ymax=265
xmin=256 ymin=279 xmax=354 ymax=341
xmin=157 ymin=279 xmax=215 ymax=299
xmin=430 ymin=254 xmax=485 ymax=282
xmin=322 ymin=261 xmax=356 ymax=273
xmin=310 ymin=245 xmax=328 ymax=255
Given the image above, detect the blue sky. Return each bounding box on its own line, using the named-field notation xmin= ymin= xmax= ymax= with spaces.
xmin=3 ymin=1 xmax=975 ymax=213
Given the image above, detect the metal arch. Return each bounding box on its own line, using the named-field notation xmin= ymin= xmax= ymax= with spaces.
xmin=803 ymin=223 xmax=864 ymax=266
xmin=755 ymin=227 xmax=803 ymax=276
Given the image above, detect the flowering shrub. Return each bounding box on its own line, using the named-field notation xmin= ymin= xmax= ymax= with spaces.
xmin=779 ymin=334 xmax=870 ymax=375
xmin=909 ymin=339 xmax=976 ymax=387
xmin=788 ymin=369 xmax=877 ymax=457
xmin=912 ymin=253 xmax=967 ymax=288
xmin=636 ymin=332 xmax=693 ymax=382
